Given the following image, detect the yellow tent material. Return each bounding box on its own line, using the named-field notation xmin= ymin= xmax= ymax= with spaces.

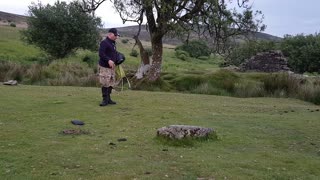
xmin=115 ymin=65 xmax=131 ymax=91
xmin=115 ymin=65 xmax=126 ymax=81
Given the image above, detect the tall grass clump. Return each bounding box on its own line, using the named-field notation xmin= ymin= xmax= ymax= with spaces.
xmin=262 ymin=73 xmax=300 ymax=97
xmin=171 ymin=69 xmax=239 ymax=96
xmin=234 ymin=80 xmax=265 ymax=97
xmin=296 ymin=78 xmax=320 ymax=105
xmin=207 ymin=69 xmax=240 ymax=93
xmin=0 ymin=60 xmax=26 ymax=82
xmin=43 ymin=61 xmax=96 ymax=86
xmin=25 ymin=64 xmax=44 ymax=84
xmin=174 ymin=75 xmax=204 ymax=91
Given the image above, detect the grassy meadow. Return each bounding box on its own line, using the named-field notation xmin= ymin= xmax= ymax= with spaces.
xmin=1 ymin=24 xmax=320 ymax=179
xmin=0 ymin=85 xmax=320 ymax=179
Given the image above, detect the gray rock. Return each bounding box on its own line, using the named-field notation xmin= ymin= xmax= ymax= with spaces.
xmin=157 ymin=125 xmax=214 ymax=139
xmin=3 ymin=80 xmax=18 ymax=85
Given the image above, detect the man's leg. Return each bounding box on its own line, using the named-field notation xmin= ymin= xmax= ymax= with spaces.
xmin=99 ymin=86 xmax=109 ymax=106
xmin=107 ymin=86 xmax=116 ymax=105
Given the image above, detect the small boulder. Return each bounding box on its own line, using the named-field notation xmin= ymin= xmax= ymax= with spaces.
xmin=3 ymin=80 xmax=18 ymax=86
xmin=157 ymin=125 xmax=214 ymax=139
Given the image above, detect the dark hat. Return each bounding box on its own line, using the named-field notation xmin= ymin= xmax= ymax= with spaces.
xmin=108 ymin=28 xmax=120 ymax=36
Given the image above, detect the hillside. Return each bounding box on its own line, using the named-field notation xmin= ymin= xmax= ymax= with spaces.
xmin=0 ymin=11 xmax=28 ymax=28
xmin=0 ymin=11 xmax=281 ymax=45
xmin=115 ymin=25 xmax=282 ymax=45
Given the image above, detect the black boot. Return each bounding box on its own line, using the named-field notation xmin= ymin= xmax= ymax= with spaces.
xmin=99 ymin=87 xmax=109 ymax=106
xmin=107 ymin=87 xmax=116 ymax=105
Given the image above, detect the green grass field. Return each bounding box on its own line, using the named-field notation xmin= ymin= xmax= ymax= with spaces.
xmin=0 ymin=26 xmax=42 ymax=63
xmin=1 ymin=85 xmax=319 ymax=179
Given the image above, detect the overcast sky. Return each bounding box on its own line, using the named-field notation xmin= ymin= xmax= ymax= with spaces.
xmin=0 ymin=0 xmax=319 ymax=37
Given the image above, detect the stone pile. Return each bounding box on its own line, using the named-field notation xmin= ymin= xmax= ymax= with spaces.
xmin=240 ymin=51 xmax=290 ymax=72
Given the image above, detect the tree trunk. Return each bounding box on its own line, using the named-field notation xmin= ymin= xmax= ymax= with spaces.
xmin=147 ymin=37 xmax=163 ymax=81
xmin=133 ymin=35 xmax=151 ymax=79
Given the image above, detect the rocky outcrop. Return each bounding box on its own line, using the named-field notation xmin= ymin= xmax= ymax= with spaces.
xmin=240 ymin=51 xmax=290 ymax=72
xmin=157 ymin=125 xmax=214 ymax=139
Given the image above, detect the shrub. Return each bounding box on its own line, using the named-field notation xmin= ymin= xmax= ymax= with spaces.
xmin=21 ymin=1 xmax=102 ymax=58
xmin=121 ymin=39 xmax=129 ymax=44
xmin=175 ymin=50 xmax=189 ymax=61
xmin=10 ymin=23 xmax=16 ymax=27
xmin=130 ymin=49 xmax=139 ymax=57
xmin=280 ymin=33 xmax=320 ymax=73
xmin=175 ymin=40 xmax=211 ymax=58
xmin=226 ymin=40 xmax=277 ymax=66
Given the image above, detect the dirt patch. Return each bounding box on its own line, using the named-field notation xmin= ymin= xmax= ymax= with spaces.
xmin=61 ymin=129 xmax=90 ymax=135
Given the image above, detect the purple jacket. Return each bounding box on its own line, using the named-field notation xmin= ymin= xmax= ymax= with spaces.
xmin=99 ymin=37 xmax=117 ymax=68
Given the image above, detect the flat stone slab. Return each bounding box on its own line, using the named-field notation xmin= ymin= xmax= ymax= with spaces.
xmin=157 ymin=125 xmax=214 ymax=139
xmin=3 ymin=80 xmax=18 ymax=85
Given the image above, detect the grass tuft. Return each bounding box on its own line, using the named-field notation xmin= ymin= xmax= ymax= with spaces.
xmin=155 ymin=133 xmax=218 ymax=147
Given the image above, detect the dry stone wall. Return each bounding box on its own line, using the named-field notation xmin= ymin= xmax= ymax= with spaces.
xmin=240 ymin=51 xmax=290 ymax=72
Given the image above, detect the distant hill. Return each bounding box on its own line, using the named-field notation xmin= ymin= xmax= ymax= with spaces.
xmin=1 ymin=11 xmax=281 ymax=44
xmin=114 ymin=25 xmax=282 ymax=45
xmin=0 ymin=11 xmax=28 ymax=28
xmin=0 ymin=11 xmax=28 ymax=22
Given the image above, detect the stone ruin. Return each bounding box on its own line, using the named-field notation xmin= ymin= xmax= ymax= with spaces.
xmin=240 ymin=50 xmax=290 ymax=72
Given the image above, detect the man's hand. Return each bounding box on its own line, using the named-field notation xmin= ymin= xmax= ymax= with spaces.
xmin=108 ymin=60 xmax=115 ymax=69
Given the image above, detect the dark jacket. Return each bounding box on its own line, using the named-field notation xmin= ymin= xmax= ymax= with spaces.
xmin=99 ymin=37 xmax=117 ymax=68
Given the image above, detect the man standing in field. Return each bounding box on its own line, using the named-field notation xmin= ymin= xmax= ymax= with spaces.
xmin=98 ymin=28 xmax=120 ymax=106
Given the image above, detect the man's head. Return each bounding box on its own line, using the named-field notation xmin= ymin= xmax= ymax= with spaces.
xmin=107 ymin=28 xmax=120 ymax=41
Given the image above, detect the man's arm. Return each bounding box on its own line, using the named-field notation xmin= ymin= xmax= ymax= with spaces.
xmin=99 ymin=41 xmax=112 ymax=68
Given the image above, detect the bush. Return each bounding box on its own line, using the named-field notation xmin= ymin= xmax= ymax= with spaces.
xmin=21 ymin=1 xmax=102 ymax=58
xmin=10 ymin=23 xmax=16 ymax=27
xmin=175 ymin=40 xmax=211 ymax=58
xmin=175 ymin=50 xmax=189 ymax=61
xmin=226 ymin=40 xmax=277 ymax=66
xmin=130 ymin=49 xmax=139 ymax=57
xmin=121 ymin=39 xmax=129 ymax=44
xmin=280 ymin=33 xmax=320 ymax=73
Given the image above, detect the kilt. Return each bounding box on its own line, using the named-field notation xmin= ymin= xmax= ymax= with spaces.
xmin=98 ymin=65 xmax=116 ymax=87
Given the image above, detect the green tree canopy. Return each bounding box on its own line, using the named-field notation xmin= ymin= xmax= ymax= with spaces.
xmin=21 ymin=1 xmax=102 ymax=59
xmin=81 ymin=0 xmax=265 ymax=81
xmin=280 ymin=33 xmax=320 ymax=73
